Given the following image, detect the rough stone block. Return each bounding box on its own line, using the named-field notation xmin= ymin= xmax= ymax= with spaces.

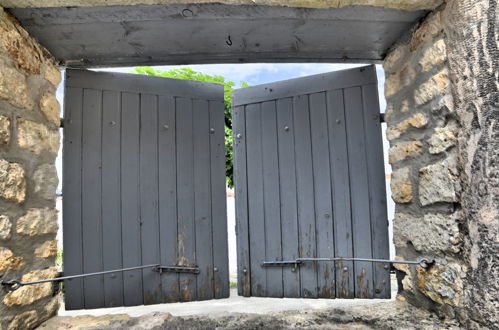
xmin=39 ymin=93 xmax=61 ymax=127
xmin=7 ymin=296 xmax=59 ymax=329
xmin=386 ymin=113 xmax=428 ymax=140
xmin=384 ymin=100 xmax=410 ymax=124
xmin=419 ymin=160 xmax=457 ymax=206
xmin=389 ymin=141 xmax=423 ymax=164
xmin=7 ymin=311 xmax=39 ymax=330
xmin=414 ymin=69 xmax=450 ymax=106
xmin=16 ymin=208 xmax=58 ymax=236
xmin=0 ymin=59 xmax=33 ymax=110
xmin=384 ymin=63 xmax=416 ymax=98
xmin=33 ymin=163 xmax=58 ymax=200
xmin=0 ymin=114 xmax=10 ymax=145
xmin=0 ymin=159 xmax=26 ymax=203
xmin=44 ymin=296 xmax=60 ymax=319
xmin=384 ymin=74 xmax=399 ymax=99
xmin=34 ymin=240 xmax=57 ymax=258
xmin=17 ymin=119 xmax=60 ymax=155
xmin=43 ymin=63 xmax=61 ymax=88
xmin=0 ymin=9 xmax=42 ymax=74
xmin=416 ymin=263 xmax=463 ymax=306
xmin=428 ymin=127 xmax=457 ymax=154
xmin=0 ymin=214 xmax=12 ymax=240
xmin=3 ymin=267 xmax=59 ymax=307
xmin=419 ymin=38 xmax=447 ymax=72
xmin=409 ymin=11 xmax=443 ymax=51
xmin=390 ymin=167 xmax=413 ymax=203
xmin=0 ymin=247 xmax=25 ymax=272
xmin=383 ymin=43 xmax=409 ymax=74
xmin=393 ymin=258 xmax=415 ymax=293
xmin=394 ymin=213 xmax=461 ymax=253
xmin=384 ymin=103 xmax=396 ymax=123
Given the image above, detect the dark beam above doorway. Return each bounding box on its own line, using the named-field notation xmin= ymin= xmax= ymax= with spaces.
xmin=7 ymin=4 xmax=426 ymax=67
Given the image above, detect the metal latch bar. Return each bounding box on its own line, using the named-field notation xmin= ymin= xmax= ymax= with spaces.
xmin=1 ymin=263 xmax=200 ymax=292
xmin=262 ymin=257 xmax=432 ymax=269
xmin=153 ymin=266 xmax=200 ymax=274
xmin=259 ymin=260 xmax=302 ymax=272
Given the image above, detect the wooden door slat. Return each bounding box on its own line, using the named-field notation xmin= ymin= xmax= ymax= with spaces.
xmin=233 ymin=65 xmax=387 ymax=300
xmin=63 ymin=70 xmax=227 ymax=309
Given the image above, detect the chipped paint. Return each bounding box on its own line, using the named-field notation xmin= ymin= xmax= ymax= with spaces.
xmin=356 ymin=267 xmax=370 ymax=298
xmin=176 ymin=233 xmax=187 ymax=266
xmin=164 ymin=282 xmax=181 ymax=303
xmin=337 ymin=260 xmax=353 ymax=298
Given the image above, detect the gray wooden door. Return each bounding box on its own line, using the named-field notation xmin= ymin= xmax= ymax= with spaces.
xmin=63 ymin=69 xmax=229 ymax=310
xmin=232 ymin=65 xmax=390 ymax=299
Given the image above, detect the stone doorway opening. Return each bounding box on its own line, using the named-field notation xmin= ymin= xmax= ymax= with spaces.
xmin=0 ymin=1 xmax=496 ymax=329
xmin=53 ymin=62 xmax=397 ymax=316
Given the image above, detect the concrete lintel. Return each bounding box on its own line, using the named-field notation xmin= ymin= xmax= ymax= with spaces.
xmin=7 ymin=4 xmax=426 ymax=67
xmin=0 ymin=0 xmax=443 ymax=11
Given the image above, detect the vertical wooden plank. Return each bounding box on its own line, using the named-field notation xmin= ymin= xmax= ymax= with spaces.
xmin=344 ymin=86 xmax=374 ymax=299
xmin=81 ymin=88 xmax=104 ymax=309
xmin=293 ymin=94 xmax=318 ymax=298
xmin=245 ymin=103 xmax=266 ymax=297
xmin=261 ymin=100 xmax=283 ymax=298
xmin=101 ymin=90 xmax=124 ymax=307
xmin=64 ymin=70 xmax=229 ymax=307
xmin=233 ymin=105 xmax=251 ymax=296
xmin=193 ymin=99 xmax=214 ymax=301
xmin=176 ymin=97 xmax=197 ymax=301
xmin=62 ymin=86 xmax=84 ymax=310
xmin=309 ymin=92 xmax=335 ymax=298
xmin=121 ymin=92 xmax=143 ymax=306
xmin=210 ymin=100 xmax=229 ymax=299
xmin=326 ymin=89 xmax=355 ymax=298
xmin=362 ymin=84 xmax=391 ymax=299
xmin=158 ymin=95 xmax=179 ymax=303
xmin=276 ymin=98 xmax=300 ymax=298
xmin=139 ymin=94 xmax=161 ymax=305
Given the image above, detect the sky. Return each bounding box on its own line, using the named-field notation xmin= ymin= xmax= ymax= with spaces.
xmin=55 ymin=63 xmax=388 ymax=192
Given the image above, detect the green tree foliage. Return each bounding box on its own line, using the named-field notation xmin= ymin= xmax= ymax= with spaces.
xmin=133 ymin=66 xmax=247 ymax=188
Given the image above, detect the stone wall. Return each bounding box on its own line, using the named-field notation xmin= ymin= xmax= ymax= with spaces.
xmin=384 ymin=1 xmax=498 ymax=328
xmin=442 ymin=0 xmax=498 ymax=328
xmin=384 ymin=8 xmax=464 ymax=319
xmin=0 ymin=7 xmax=61 ymax=330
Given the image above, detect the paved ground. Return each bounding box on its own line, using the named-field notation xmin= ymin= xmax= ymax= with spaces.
xmin=44 ymin=296 xmax=461 ymax=330
xmin=58 ymin=276 xmax=398 ymax=317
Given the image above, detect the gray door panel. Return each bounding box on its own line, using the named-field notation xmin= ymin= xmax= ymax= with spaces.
xmin=63 ymin=69 xmax=229 ymax=309
xmin=232 ymin=65 xmax=390 ymax=299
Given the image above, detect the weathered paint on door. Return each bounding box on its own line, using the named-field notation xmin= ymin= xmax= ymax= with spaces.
xmin=232 ymin=65 xmax=390 ymax=299
xmin=63 ymin=69 xmax=229 ymax=310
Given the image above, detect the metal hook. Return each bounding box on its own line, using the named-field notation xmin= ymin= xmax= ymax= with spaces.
xmin=226 ymin=35 xmax=233 ymax=46
xmin=181 ymin=8 xmax=194 ymax=17
xmin=1 ymin=279 xmax=22 ymax=292
xmin=419 ymin=258 xmax=434 ymax=269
